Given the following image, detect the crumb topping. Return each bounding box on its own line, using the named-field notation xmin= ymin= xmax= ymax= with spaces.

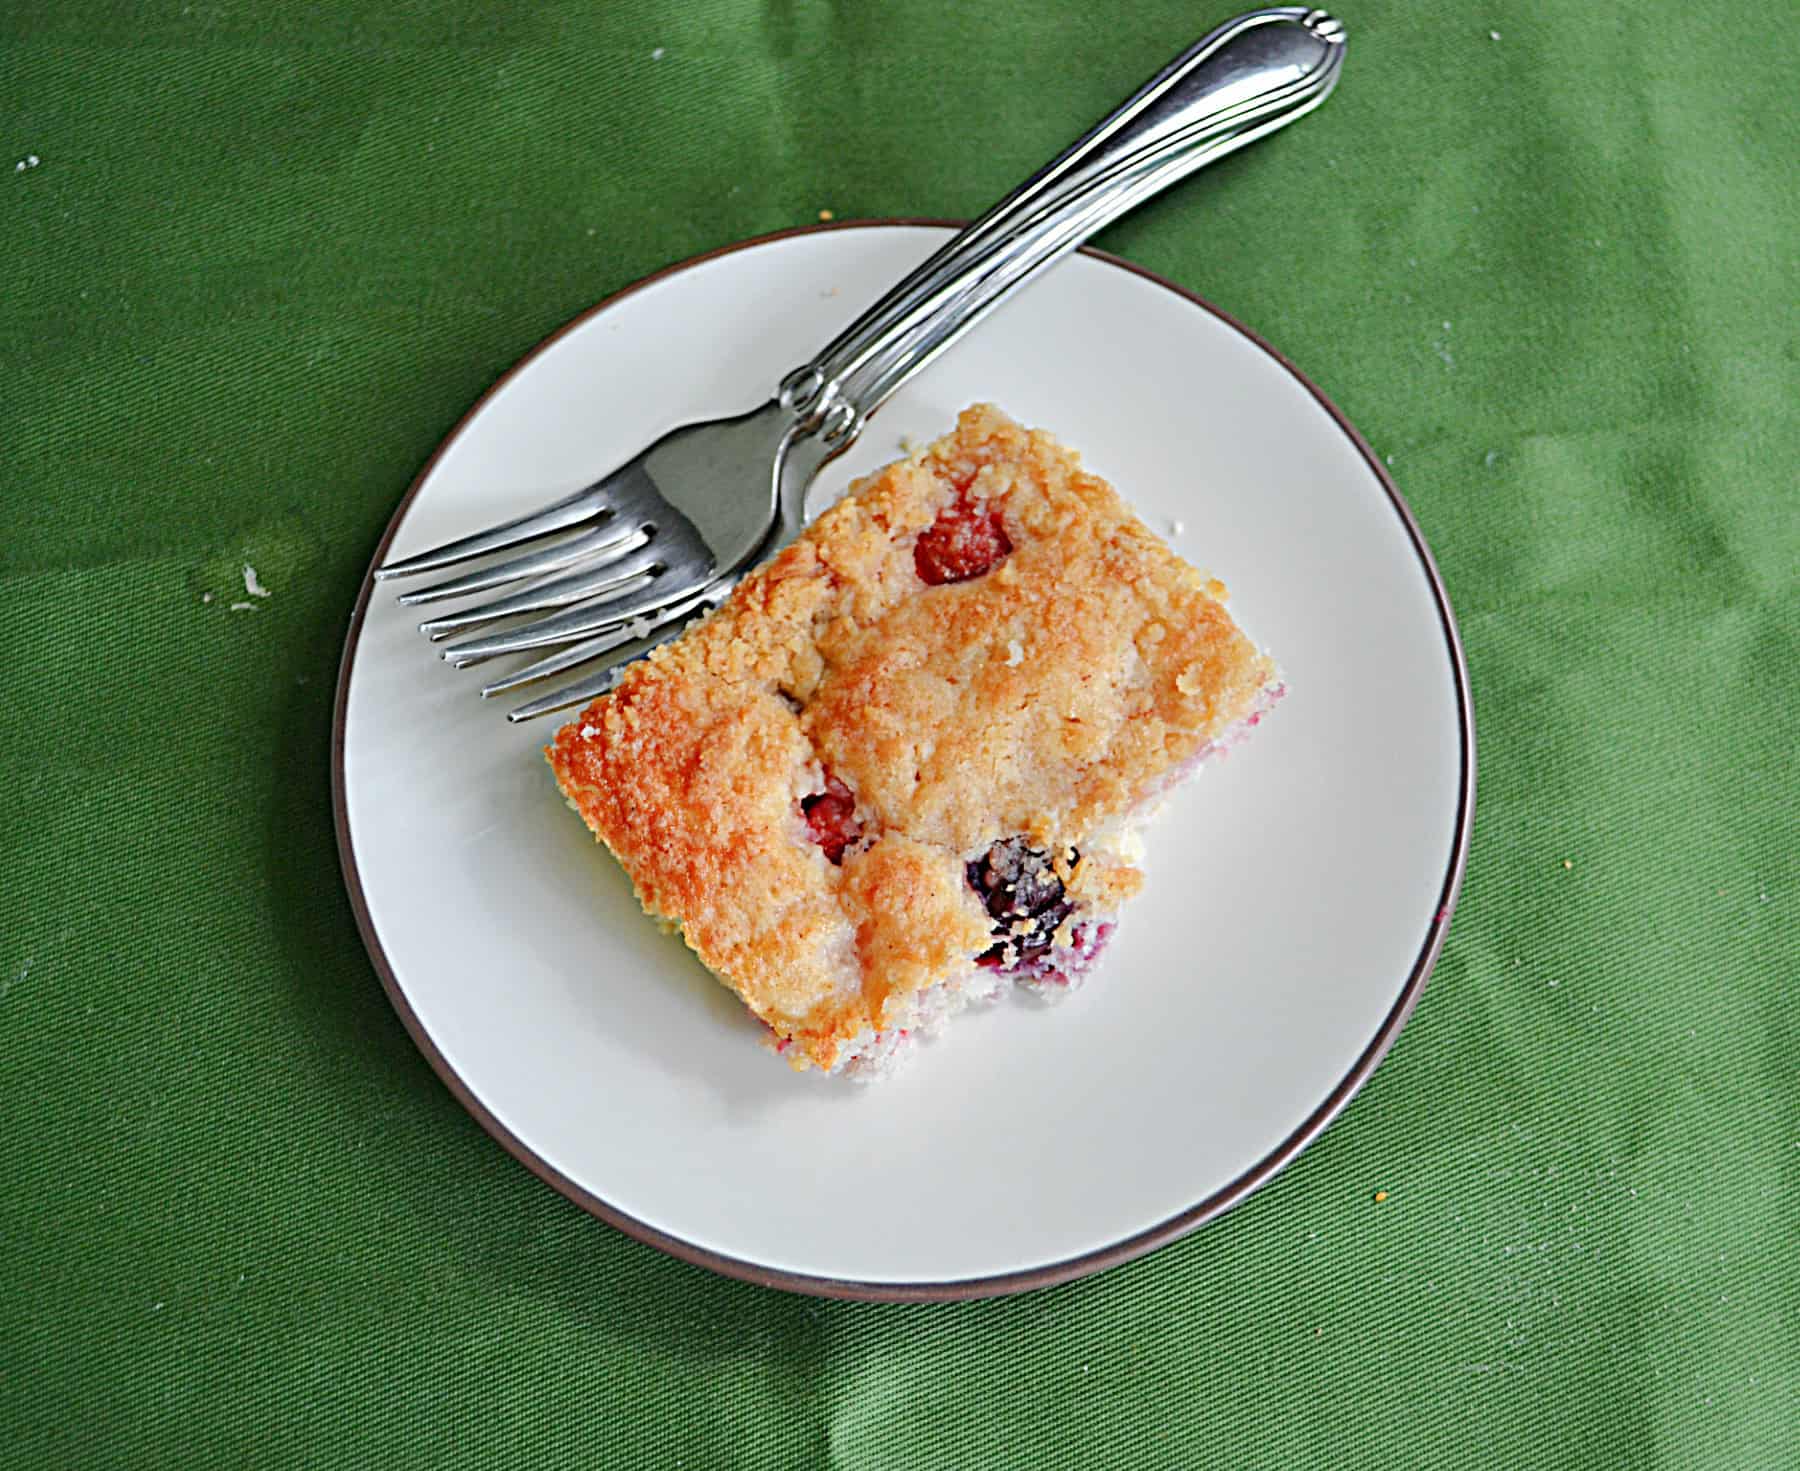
xmin=548 ymin=405 xmax=1275 ymax=1069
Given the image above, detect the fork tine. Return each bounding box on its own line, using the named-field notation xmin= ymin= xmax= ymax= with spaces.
xmin=499 ymin=584 xmax=734 ymax=720
xmin=373 ymin=485 xmax=605 ymax=582
xmin=417 ymin=540 xmax=659 ymax=641
xmin=393 ymin=518 xmax=637 ymax=607
xmin=503 ymin=658 xmax=633 ymax=722
xmin=502 ymin=656 xmax=635 ymax=722
xmin=439 ymin=573 xmax=703 ymax=667
xmin=478 ymin=587 xmax=708 ymax=697
xmin=477 ymin=628 xmax=638 ymax=699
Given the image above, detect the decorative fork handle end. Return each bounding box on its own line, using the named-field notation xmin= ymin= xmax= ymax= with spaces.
xmin=1304 ymin=9 xmax=1346 ymax=44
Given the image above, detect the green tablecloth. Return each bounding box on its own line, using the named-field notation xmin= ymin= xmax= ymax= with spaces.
xmin=3 ymin=1 xmax=1794 ymax=1463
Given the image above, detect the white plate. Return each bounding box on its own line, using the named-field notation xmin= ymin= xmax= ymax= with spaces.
xmin=334 ymin=223 xmax=1473 ymax=1299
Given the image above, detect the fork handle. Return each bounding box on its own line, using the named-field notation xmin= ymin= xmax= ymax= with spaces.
xmin=777 ymin=7 xmax=1344 ymax=447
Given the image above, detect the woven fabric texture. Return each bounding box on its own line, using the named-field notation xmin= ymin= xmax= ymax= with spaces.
xmin=1 ymin=1 xmax=1794 ymax=1464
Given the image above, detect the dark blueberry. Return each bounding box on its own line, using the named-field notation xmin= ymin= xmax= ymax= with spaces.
xmin=966 ymin=836 xmax=1077 ymax=965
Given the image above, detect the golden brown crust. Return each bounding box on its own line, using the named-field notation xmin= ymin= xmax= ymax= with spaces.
xmin=547 ymin=405 xmax=1275 ymax=1070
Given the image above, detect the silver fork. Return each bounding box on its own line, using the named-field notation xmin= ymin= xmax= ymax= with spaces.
xmin=374 ymin=6 xmax=1346 ymax=721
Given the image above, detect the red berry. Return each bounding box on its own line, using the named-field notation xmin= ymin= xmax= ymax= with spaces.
xmin=801 ymin=774 xmax=861 ymax=863
xmin=914 ymin=492 xmax=1012 ymax=585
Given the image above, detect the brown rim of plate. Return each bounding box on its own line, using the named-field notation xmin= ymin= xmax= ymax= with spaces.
xmin=331 ymin=218 xmax=1477 ymax=1304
